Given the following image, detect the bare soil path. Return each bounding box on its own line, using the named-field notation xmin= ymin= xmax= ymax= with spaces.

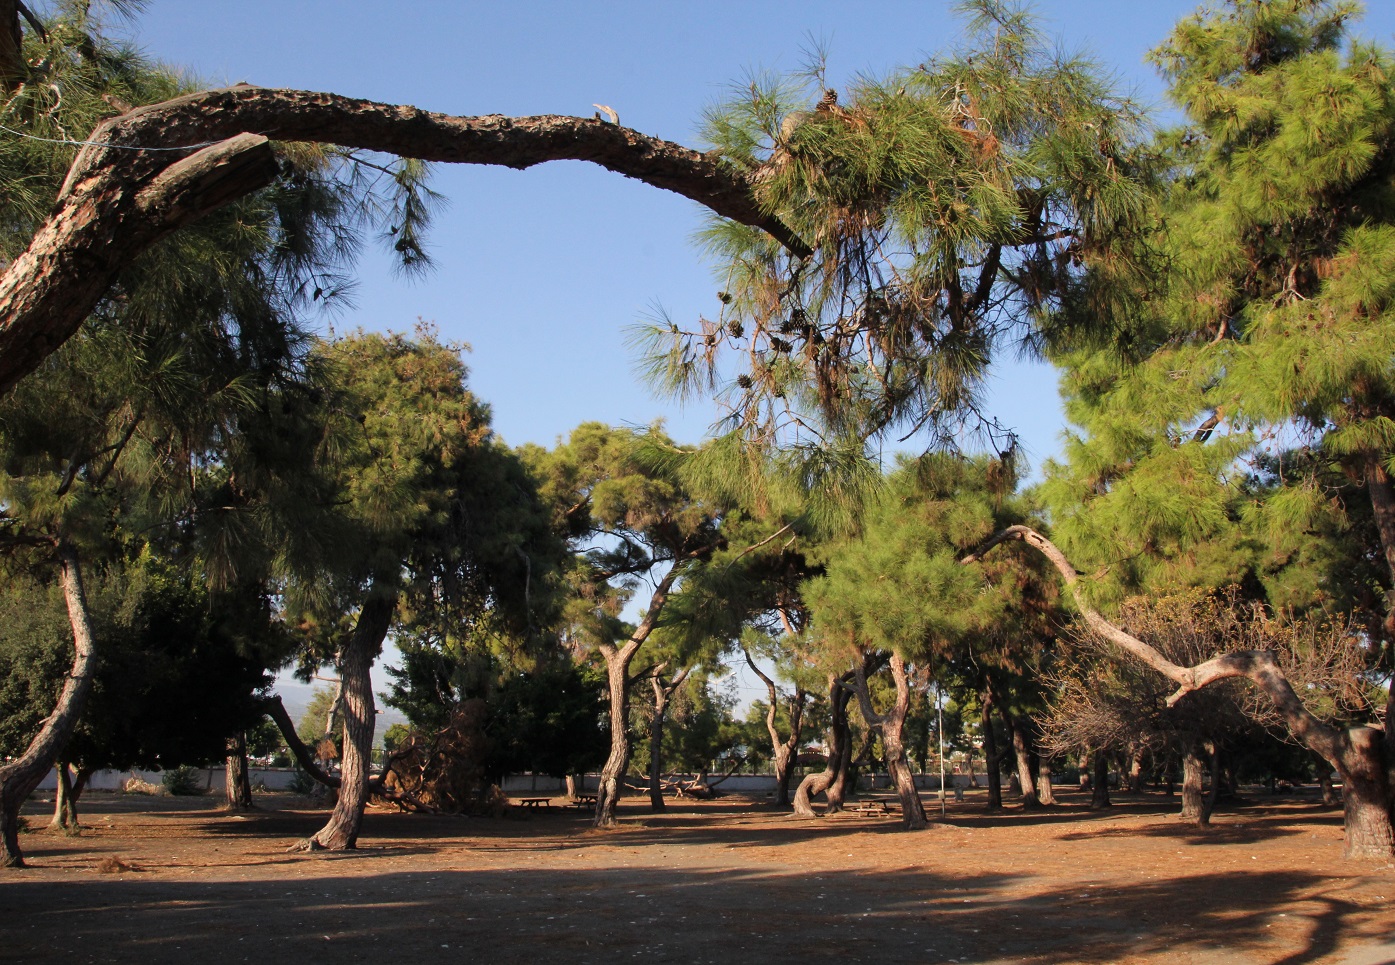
xmin=1 ymin=788 xmax=1391 ymax=964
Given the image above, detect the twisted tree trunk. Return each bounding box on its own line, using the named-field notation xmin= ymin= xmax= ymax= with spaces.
xmin=646 ymin=664 xmax=690 ymax=812
xmin=980 ymin=686 xmax=1004 ymax=811
xmin=852 ymin=653 xmax=927 ymax=830
xmin=793 ymin=672 xmax=852 ymax=818
xmin=1 ymin=543 xmax=98 ymax=868
xmin=743 ymin=646 xmax=805 ymax=808
xmin=594 ymin=569 xmax=680 ymax=829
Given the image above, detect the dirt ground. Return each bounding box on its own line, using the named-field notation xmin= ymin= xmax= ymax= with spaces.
xmin=1 ymin=787 xmax=1392 ymax=965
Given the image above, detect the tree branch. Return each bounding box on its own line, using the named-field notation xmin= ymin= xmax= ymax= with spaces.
xmin=0 ymin=85 xmax=809 ymax=399
xmin=960 ymin=524 xmax=1347 ymax=762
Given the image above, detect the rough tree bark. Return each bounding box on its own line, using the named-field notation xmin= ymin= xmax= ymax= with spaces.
xmin=1036 ymin=752 xmax=1057 ymax=806
xmin=1000 ymin=707 xmax=1040 ymax=809
xmin=852 ymin=653 xmax=928 ymax=830
xmin=224 ymin=732 xmax=254 ymax=812
xmin=1180 ymin=740 xmax=1207 ymax=827
xmin=646 ymin=663 xmax=691 ymax=812
xmin=0 ymin=85 xmax=808 ymax=400
xmin=963 ymin=524 xmax=1395 ymax=860
xmin=50 ymin=760 xmax=76 ymax=831
xmin=290 ymin=591 xmax=396 ymax=852
xmin=743 ymin=645 xmax=806 ymax=808
xmin=1 ymin=543 xmax=98 ymax=868
xmin=594 ymin=569 xmax=680 ymax=829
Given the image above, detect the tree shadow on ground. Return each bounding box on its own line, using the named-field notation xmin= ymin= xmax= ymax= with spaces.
xmin=1 ymin=862 xmax=1385 ymax=964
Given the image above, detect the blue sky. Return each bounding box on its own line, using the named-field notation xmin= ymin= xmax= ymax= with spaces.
xmin=127 ymin=0 xmax=1395 ymax=472
xmin=126 ymin=2 xmax=1395 ymax=714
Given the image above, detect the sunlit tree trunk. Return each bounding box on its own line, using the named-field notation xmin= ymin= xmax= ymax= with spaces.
xmin=293 ymin=591 xmax=396 ymax=852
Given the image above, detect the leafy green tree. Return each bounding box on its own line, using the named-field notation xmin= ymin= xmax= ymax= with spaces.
xmin=0 ymin=554 xmax=287 ymax=827
xmin=524 ymin=423 xmax=725 ymax=827
xmin=279 ymin=328 xmax=556 ymax=850
xmin=635 ymin=0 xmax=1150 ymax=468
xmin=805 ymin=453 xmax=1060 ymax=828
xmin=1033 ymin=0 xmax=1395 ymax=859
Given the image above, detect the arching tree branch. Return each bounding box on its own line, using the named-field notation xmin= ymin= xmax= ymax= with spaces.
xmin=0 ymin=85 xmax=809 ymax=397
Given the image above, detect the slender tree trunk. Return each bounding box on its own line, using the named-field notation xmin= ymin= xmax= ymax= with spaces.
xmin=646 ymin=666 xmax=689 ymax=812
xmin=825 ymin=701 xmax=856 ymax=813
xmin=595 ymin=647 xmax=635 ymax=828
xmin=647 ymin=674 xmax=669 ymax=812
xmin=1201 ymin=744 xmax=1222 ymax=826
xmin=1000 ymin=707 xmax=1039 ymax=809
xmin=980 ymin=688 xmax=1003 ymax=811
xmin=593 ymin=570 xmax=680 ymax=829
xmin=293 ymin=591 xmax=396 ymax=852
xmin=50 ymin=760 xmax=77 ymax=831
xmin=1 ymin=543 xmax=98 ymax=868
xmin=224 ymin=732 xmax=254 ymax=812
xmin=743 ymin=646 xmax=804 ymax=808
xmin=1091 ymin=752 xmax=1112 ymax=809
xmin=565 ymin=774 xmax=579 ymax=801
xmin=1037 ymin=753 xmax=1057 ymax=806
xmin=1181 ymin=742 xmax=1206 ymax=825
xmin=880 ymin=655 xmax=928 ymax=830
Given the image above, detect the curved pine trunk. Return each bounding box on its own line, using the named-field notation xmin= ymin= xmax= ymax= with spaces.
xmin=883 ymin=655 xmax=927 ymax=830
xmin=594 ymin=651 xmax=632 ymax=828
xmin=1 ymin=544 xmax=98 ymax=868
xmin=962 ymin=524 xmax=1395 ymax=860
xmin=295 ymin=592 xmax=395 ymax=852
xmin=647 ymin=682 xmax=669 ymax=812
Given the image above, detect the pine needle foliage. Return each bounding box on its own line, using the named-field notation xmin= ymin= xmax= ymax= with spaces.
xmin=632 ymin=0 xmax=1155 ymax=461
xmin=1039 ymin=0 xmax=1395 ymax=641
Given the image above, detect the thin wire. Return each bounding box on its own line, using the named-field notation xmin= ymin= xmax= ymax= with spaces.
xmin=0 ymin=122 xmax=224 ymax=152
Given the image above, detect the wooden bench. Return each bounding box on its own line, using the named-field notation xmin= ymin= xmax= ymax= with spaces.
xmin=516 ymin=797 xmax=552 ymax=809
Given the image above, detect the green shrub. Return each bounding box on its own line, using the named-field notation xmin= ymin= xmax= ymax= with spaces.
xmin=161 ymin=765 xmax=203 ymax=796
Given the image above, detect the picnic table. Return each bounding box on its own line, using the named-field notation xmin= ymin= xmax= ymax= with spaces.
xmin=569 ymin=794 xmax=598 ymax=809
xmin=852 ymin=798 xmax=898 ymax=817
xmin=516 ymin=797 xmax=552 ymax=809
